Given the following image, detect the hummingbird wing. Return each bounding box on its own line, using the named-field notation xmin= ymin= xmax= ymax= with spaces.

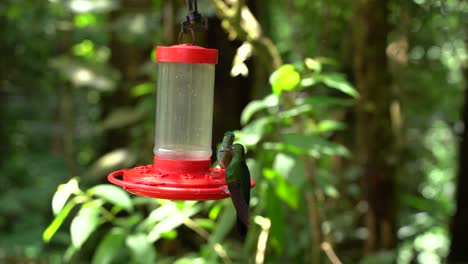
xmin=239 ymin=161 xmax=251 ymax=207
xmin=227 ymin=181 xmax=249 ymax=238
xmin=226 ymin=160 xmax=251 ymax=239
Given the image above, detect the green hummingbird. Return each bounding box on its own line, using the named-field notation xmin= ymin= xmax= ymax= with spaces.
xmin=225 ymin=143 xmax=251 ymax=239
xmin=217 ymin=131 xmax=235 ymax=169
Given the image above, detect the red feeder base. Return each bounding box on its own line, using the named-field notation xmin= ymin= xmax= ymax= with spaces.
xmin=107 ymin=156 xmax=255 ymax=200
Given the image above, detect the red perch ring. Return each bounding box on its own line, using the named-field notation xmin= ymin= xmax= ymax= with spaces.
xmin=108 ymin=156 xmax=255 ymax=200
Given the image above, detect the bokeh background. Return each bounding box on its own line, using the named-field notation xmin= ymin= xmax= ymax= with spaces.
xmin=1 ymin=0 xmax=467 ymax=263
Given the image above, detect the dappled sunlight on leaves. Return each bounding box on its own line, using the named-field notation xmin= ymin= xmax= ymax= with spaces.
xmin=231 ymin=42 xmax=252 ymax=77
xmin=52 ymin=178 xmax=79 ymax=216
xmin=50 ymin=56 xmax=119 ymax=91
xmin=1 ymin=0 xmax=465 ymax=262
xmin=68 ymin=0 xmax=118 ymax=13
xmin=84 ymin=149 xmax=136 ymax=179
xmin=70 ymin=200 xmax=103 ymax=248
xmin=100 ymin=106 xmax=148 ymax=130
xmin=269 ymin=64 xmax=301 ymax=95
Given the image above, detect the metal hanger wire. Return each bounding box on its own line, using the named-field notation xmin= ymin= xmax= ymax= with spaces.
xmin=178 ymin=0 xmax=208 ymax=45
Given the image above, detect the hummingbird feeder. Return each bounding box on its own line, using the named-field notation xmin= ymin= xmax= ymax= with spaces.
xmin=108 ymin=0 xmax=255 ymax=200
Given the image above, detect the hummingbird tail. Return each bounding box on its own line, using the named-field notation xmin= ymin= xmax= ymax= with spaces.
xmin=236 ymin=217 xmax=248 ymax=239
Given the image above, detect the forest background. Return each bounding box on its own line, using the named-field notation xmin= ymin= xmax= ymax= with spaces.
xmin=1 ymin=0 xmax=467 ymax=263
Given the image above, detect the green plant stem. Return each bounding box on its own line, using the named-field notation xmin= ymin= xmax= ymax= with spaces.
xmin=321 ymin=242 xmax=342 ymax=264
xmin=283 ymin=90 xmax=324 ymax=264
xmin=182 ymin=216 xmax=232 ymax=264
xmin=255 ymin=217 xmax=271 ymax=264
xmin=99 ymin=207 xmax=115 ymax=223
xmin=304 ymin=159 xmax=322 ymax=264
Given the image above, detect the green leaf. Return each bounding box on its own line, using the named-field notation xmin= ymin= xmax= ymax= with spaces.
xmin=273 ymin=153 xmax=305 ymax=186
xmin=304 ymin=58 xmax=322 ymax=72
xmin=276 ymin=178 xmax=300 ymax=209
xmin=131 ymin=82 xmax=154 ymax=97
xmin=266 ymin=168 xmax=300 ymax=209
xmin=263 ymin=93 xmax=280 ymax=107
xmin=194 ymin=218 xmax=215 ymax=230
xmin=138 ymin=202 xmax=180 ymax=232
xmin=266 ymin=186 xmax=285 ymax=253
xmin=100 ymin=107 xmax=147 ymax=130
xmin=43 ymin=199 xmax=77 ymax=242
xmin=298 ymin=96 xmax=354 ymax=108
xmin=208 ymin=203 xmax=222 ymax=220
xmin=70 ymin=200 xmax=102 ymax=248
xmin=72 ymin=40 xmax=95 ymax=58
xmin=146 ymin=203 xmax=179 ymax=224
xmin=283 ymin=133 xmax=350 ymax=157
xmin=300 ymin=77 xmax=318 ymax=87
xmin=92 ymin=228 xmax=127 ymax=264
xmin=160 ymin=230 xmax=178 ymax=240
xmin=126 ymin=233 xmax=156 ymax=264
xmin=64 ymin=245 xmax=78 ymax=262
xmin=208 ymin=201 xmax=236 ymax=246
xmin=324 ymin=185 xmax=340 ymax=198
xmin=240 ymin=94 xmax=279 ymax=125
xmin=246 ymin=158 xmax=262 ymax=184
xmin=269 ymin=64 xmax=301 ymax=95
xmin=147 ymin=202 xmax=201 ymax=242
xmin=74 ymin=13 xmax=97 ymax=28
xmin=273 ymin=153 xmax=296 ymax=180
xmin=316 ymin=120 xmax=346 ymax=133
xmin=316 ymin=57 xmax=338 ymax=65
xmin=113 ymin=214 xmax=144 ymax=229
xmin=174 ymin=257 xmax=204 ymax=264
xmin=263 ymin=93 xmax=280 ymax=108
xmin=240 ymin=116 xmax=274 ymax=146
xmin=263 ymin=168 xmax=277 ymax=180
xmin=278 ymin=104 xmax=314 ymax=119
xmin=241 ymin=100 xmax=265 ymax=125
xmin=88 ymin=184 xmax=133 ymax=212
xmin=52 ymin=178 xmax=79 ymax=216
xmin=317 ymin=73 xmax=359 ymax=98
xmin=85 ymin=148 xmax=136 ymax=179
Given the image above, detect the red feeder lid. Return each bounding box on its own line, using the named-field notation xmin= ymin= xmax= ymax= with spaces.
xmin=107 ymin=156 xmax=255 ymax=200
xmin=156 ymin=44 xmax=218 ymax=64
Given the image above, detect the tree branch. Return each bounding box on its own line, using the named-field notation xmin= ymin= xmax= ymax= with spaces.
xmin=321 ymin=241 xmax=342 ymax=264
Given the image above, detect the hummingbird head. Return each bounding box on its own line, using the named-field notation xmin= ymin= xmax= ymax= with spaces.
xmin=224 ymin=131 xmax=235 ymax=138
xmin=223 ymin=131 xmax=235 ymax=145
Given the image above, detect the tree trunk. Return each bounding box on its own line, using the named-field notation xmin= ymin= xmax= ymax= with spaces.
xmin=448 ymin=39 xmax=468 ymax=264
xmin=209 ymin=19 xmax=251 ymax=147
xmin=351 ymin=0 xmax=397 ymax=252
xmin=101 ymin=0 xmax=152 ymax=153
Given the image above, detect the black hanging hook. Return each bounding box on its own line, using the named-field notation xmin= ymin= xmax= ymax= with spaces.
xmin=178 ymin=0 xmax=208 ymax=45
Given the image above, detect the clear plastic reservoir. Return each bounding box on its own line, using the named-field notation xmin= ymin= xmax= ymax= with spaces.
xmin=154 ymin=45 xmax=217 ymax=160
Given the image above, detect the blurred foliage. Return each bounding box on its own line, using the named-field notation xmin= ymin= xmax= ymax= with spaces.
xmin=0 ymin=0 xmax=467 ymax=263
xmin=235 ymin=60 xmax=357 ymax=263
xmin=44 ymin=58 xmax=357 ymax=263
xmin=43 ymin=178 xmax=231 ymax=263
